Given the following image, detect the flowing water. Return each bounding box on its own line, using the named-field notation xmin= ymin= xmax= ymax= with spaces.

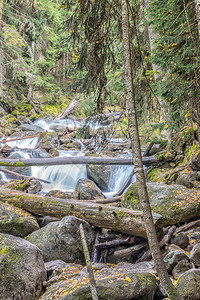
xmin=1 ymin=118 xmax=135 ymax=196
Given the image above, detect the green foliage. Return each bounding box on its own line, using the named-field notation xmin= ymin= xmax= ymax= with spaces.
xmin=147 ymin=0 xmax=200 ymax=131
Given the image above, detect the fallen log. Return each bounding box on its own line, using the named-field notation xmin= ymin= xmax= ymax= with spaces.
xmin=94 ymin=237 xmax=132 ymax=250
xmin=0 ymin=134 xmax=40 ymax=144
xmin=175 ymin=219 xmax=200 ymax=234
xmin=114 ymin=243 xmax=148 ymax=260
xmin=0 ymin=155 xmax=159 ymax=167
xmin=0 ymin=167 xmax=51 ymax=184
xmin=0 ymin=187 xmax=162 ymax=238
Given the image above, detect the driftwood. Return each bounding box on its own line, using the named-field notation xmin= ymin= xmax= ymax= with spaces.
xmin=0 ymin=135 xmax=40 ymax=144
xmin=175 ymin=219 xmax=200 ymax=234
xmin=94 ymin=237 xmax=132 ymax=250
xmin=92 ymin=230 xmax=102 ymax=263
xmin=0 ymin=155 xmax=159 ymax=167
xmin=0 ymin=187 xmax=162 ymax=238
xmin=0 ymin=167 xmax=51 ymax=184
xmin=137 ymin=225 xmax=176 ymax=262
xmin=80 ymin=224 xmax=99 ymax=300
xmin=114 ymin=243 xmax=148 ymax=260
xmin=57 ymin=99 xmax=80 ymax=119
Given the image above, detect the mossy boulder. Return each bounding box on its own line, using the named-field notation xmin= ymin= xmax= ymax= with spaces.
xmin=0 ymin=201 xmax=39 ymax=237
xmin=0 ymin=233 xmax=46 ymax=300
xmin=75 ymin=178 xmax=105 ymax=200
xmin=176 ymin=269 xmax=200 ymax=300
xmin=122 ymin=182 xmax=200 ymax=228
xmin=40 ymin=262 xmax=157 ymax=300
xmin=26 ymin=216 xmax=95 ymax=264
xmin=36 ymin=132 xmax=59 ymax=152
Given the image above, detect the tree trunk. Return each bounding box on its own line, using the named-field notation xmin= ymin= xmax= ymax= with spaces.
xmin=0 ymin=154 xmax=163 ymax=167
xmin=0 ymin=0 xmax=3 ymax=96
xmin=121 ymin=1 xmax=180 ymax=298
xmin=195 ymin=0 xmax=200 ymax=38
xmin=0 ymin=187 xmax=162 ymax=238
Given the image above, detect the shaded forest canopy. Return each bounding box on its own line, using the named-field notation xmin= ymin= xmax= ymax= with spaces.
xmin=0 ymin=0 xmax=199 ymax=141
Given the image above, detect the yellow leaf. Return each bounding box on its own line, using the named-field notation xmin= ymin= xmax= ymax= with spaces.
xmin=125 ymin=276 xmax=131 ymax=282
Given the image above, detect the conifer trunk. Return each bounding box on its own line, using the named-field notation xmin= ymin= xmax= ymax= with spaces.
xmin=121 ymin=0 xmax=181 ymax=298
xmin=0 ymin=0 xmax=3 ymax=96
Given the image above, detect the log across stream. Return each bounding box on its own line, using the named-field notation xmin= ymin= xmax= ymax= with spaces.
xmin=0 ymin=187 xmax=162 ymax=238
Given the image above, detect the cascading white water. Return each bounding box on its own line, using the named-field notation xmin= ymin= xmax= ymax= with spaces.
xmin=104 ymin=165 xmax=135 ymax=198
xmin=31 ymin=150 xmax=87 ymax=193
xmin=2 ymin=118 xmax=135 ymax=196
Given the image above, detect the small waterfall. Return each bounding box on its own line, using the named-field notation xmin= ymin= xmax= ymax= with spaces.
xmin=104 ymin=165 xmax=135 ymax=198
xmin=31 ymin=150 xmax=87 ymax=193
xmin=1 ymin=136 xmax=39 ymax=149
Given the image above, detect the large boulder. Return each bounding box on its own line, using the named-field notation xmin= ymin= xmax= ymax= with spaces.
xmin=41 ymin=262 xmax=157 ymax=300
xmin=176 ymin=269 xmax=200 ymax=300
xmin=0 ymin=201 xmax=39 ymax=237
xmin=163 ymin=250 xmax=189 ymax=273
xmin=87 ymin=164 xmax=112 ymax=190
xmin=122 ymin=182 xmax=200 ymax=227
xmin=190 ymin=244 xmax=200 ymax=267
xmin=26 ymin=216 xmax=95 ymax=264
xmin=0 ymin=233 xmax=46 ymax=300
xmin=75 ymin=178 xmax=105 ymax=200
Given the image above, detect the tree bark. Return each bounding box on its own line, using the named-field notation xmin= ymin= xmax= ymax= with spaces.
xmin=80 ymin=224 xmax=99 ymax=300
xmin=0 ymin=0 xmax=3 ymax=96
xmin=0 ymin=155 xmax=164 ymax=167
xmin=0 ymin=187 xmax=162 ymax=238
xmin=121 ymin=1 xmax=180 ymax=298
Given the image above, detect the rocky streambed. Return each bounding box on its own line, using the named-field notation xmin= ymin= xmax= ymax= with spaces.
xmin=0 ymin=116 xmax=200 ymax=299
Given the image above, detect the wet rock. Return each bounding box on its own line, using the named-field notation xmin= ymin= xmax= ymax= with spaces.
xmin=163 ymin=250 xmax=189 ymax=273
xmin=0 ymin=144 xmax=13 ymax=157
xmin=19 ymin=123 xmax=45 ymax=132
xmin=170 ymin=232 xmax=189 ymax=248
xmin=27 ymin=180 xmax=43 ymax=194
xmin=36 ymin=132 xmax=59 ymax=152
xmin=40 ymin=262 xmax=157 ymax=300
xmin=190 ymin=244 xmax=200 ymax=267
xmin=172 ymin=259 xmax=191 ymax=279
xmin=122 ymin=182 xmax=200 ymax=227
xmin=49 ymin=123 xmax=67 ymax=132
xmin=58 ymin=134 xmax=73 ymax=145
xmin=87 ymin=164 xmax=112 ymax=190
xmin=26 ymin=216 xmax=95 ymax=264
xmin=176 ymin=269 xmax=200 ymax=300
xmin=0 ymin=234 xmax=46 ymax=300
xmin=0 ymin=201 xmax=39 ymax=237
xmin=75 ymin=178 xmax=105 ymax=200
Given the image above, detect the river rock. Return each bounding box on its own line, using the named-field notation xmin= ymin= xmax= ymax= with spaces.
xmin=176 ymin=269 xmax=200 ymax=300
xmin=0 ymin=233 xmax=46 ymax=300
xmin=19 ymin=123 xmax=45 ymax=132
xmin=170 ymin=232 xmax=189 ymax=248
xmin=58 ymin=134 xmax=73 ymax=145
xmin=87 ymin=164 xmax=112 ymax=190
xmin=27 ymin=180 xmax=43 ymax=194
xmin=36 ymin=132 xmax=59 ymax=152
xmin=122 ymin=182 xmax=200 ymax=228
xmin=172 ymin=259 xmax=191 ymax=279
xmin=40 ymin=262 xmax=157 ymax=300
xmin=0 ymin=201 xmax=39 ymax=237
xmin=75 ymin=178 xmax=105 ymax=200
xmin=190 ymin=244 xmax=200 ymax=267
xmin=26 ymin=216 xmax=95 ymax=264
xmin=163 ymin=250 xmax=189 ymax=273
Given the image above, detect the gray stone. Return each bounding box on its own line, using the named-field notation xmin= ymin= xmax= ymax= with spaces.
xmin=19 ymin=123 xmax=45 ymax=132
xmin=170 ymin=232 xmax=189 ymax=248
xmin=87 ymin=164 xmax=112 ymax=190
xmin=122 ymin=182 xmax=200 ymax=227
xmin=176 ymin=269 xmax=200 ymax=300
xmin=0 ymin=201 xmax=39 ymax=237
xmin=40 ymin=262 xmax=157 ymax=300
xmin=27 ymin=180 xmax=43 ymax=194
xmin=190 ymin=244 xmax=200 ymax=267
xmin=172 ymin=259 xmax=191 ymax=279
xmin=75 ymin=178 xmax=105 ymax=200
xmin=164 ymin=250 xmax=189 ymax=273
xmin=26 ymin=216 xmax=95 ymax=264
xmin=0 ymin=233 xmax=46 ymax=300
